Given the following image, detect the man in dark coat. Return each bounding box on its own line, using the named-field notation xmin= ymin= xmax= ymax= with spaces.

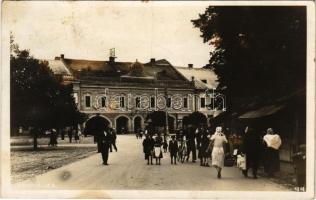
xmin=99 ymin=127 xmax=113 ymax=165
xmin=169 ymin=135 xmax=179 ymax=164
xmin=186 ymin=125 xmax=197 ymax=162
xmin=241 ymin=126 xmax=262 ymax=179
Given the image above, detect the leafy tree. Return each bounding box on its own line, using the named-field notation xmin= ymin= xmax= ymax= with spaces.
xmin=146 ymin=111 xmax=174 ymax=130
xmin=185 ymin=111 xmax=207 ymax=127
xmin=10 ymin=34 xmax=87 ymax=149
xmin=192 ymin=6 xmax=306 ymax=112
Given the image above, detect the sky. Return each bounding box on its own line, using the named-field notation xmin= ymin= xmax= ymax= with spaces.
xmin=4 ymin=1 xmax=214 ymax=68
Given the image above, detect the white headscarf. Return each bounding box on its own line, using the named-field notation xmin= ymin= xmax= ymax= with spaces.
xmin=215 ymin=126 xmax=222 ymax=134
xmin=264 ymin=128 xmax=282 ymax=150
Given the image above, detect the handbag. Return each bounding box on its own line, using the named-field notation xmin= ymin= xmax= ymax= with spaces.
xmin=237 ymin=154 xmax=246 ymax=170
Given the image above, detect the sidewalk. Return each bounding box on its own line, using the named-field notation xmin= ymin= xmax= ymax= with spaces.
xmin=257 ymin=161 xmax=296 ymax=190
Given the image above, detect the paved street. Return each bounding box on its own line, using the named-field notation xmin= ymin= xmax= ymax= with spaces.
xmin=14 ymin=135 xmax=288 ymax=191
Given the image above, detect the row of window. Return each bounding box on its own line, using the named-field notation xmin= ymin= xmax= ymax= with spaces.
xmin=84 ymin=96 xmax=191 ymax=109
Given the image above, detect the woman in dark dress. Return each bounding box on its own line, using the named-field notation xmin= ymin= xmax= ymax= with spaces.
xmin=241 ymin=126 xmax=262 ymax=179
xmin=154 ymin=135 xmax=163 ymax=165
xmin=143 ymin=134 xmax=155 ymax=165
xmin=198 ymin=133 xmax=210 ymax=167
xmin=263 ymin=128 xmax=281 ymax=177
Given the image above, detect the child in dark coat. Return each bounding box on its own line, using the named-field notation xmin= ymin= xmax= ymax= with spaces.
xmin=169 ymin=135 xmax=179 ymax=164
xmin=163 ymin=139 xmax=168 ymax=153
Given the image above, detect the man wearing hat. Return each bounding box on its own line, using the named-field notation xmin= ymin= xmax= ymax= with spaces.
xmin=99 ymin=127 xmax=113 ymax=165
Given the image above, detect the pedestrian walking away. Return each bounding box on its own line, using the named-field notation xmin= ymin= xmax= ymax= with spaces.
xmin=241 ymin=126 xmax=262 ymax=179
xmin=163 ymin=139 xmax=168 ymax=153
xmin=169 ymin=135 xmax=178 ymax=164
xmin=142 ymin=134 xmax=155 ymax=165
xmin=68 ymin=128 xmax=73 ymax=143
xmin=186 ymin=125 xmax=197 ymax=163
xmin=263 ymin=128 xmax=282 ymax=177
xmin=61 ymin=128 xmax=66 ymax=140
xmin=210 ymin=126 xmax=228 ymax=179
xmin=74 ymin=128 xmax=80 ymax=143
xmin=195 ymin=125 xmax=203 ymax=150
xmin=48 ymin=129 xmax=58 ymax=147
xmin=178 ymin=137 xmax=187 ymax=163
xmin=110 ymin=127 xmax=118 ymax=152
xmin=139 ymin=129 xmax=143 ymax=139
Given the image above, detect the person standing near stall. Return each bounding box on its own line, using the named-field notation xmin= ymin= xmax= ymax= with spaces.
xmin=263 ymin=128 xmax=282 ymax=177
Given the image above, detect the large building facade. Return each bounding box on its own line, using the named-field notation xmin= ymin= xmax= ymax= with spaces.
xmin=48 ymin=54 xmax=225 ymax=133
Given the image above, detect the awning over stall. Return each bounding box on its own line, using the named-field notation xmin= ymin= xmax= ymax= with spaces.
xmin=238 ymin=104 xmax=285 ymax=119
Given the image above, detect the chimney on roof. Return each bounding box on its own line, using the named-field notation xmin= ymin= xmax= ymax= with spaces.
xmin=188 ymin=64 xmax=193 ymax=68
xmin=109 ymin=56 xmax=116 ymax=63
xmin=191 ymin=76 xmax=195 ymax=82
xmin=109 ymin=48 xmax=116 ymax=63
xmin=61 ymin=54 xmax=64 ymax=59
xmin=150 ymin=58 xmax=156 ymax=64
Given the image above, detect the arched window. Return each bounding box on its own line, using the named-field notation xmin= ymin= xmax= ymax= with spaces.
xmin=101 ymin=96 xmax=107 ymax=108
xmin=135 ymin=97 xmax=141 ymax=108
xmin=119 ymin=96 xmax=125 ymax=108
xmin=85 ymin=95 xmax=91 ymax=108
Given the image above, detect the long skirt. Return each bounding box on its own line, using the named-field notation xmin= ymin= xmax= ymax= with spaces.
xmin=263 ymin=147 xmax=280 ymax=174
xmin=212 ymin=147 xmax=225 ymax=168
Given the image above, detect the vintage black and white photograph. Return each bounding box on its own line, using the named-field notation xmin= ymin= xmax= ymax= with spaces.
xmin=1 ymin=1 xmax=315 ymax=199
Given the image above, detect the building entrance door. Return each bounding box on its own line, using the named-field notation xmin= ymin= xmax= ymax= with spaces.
xmin=116 ymin=116 xmax=129 ymax=134
xmin=134 ymin=116 xmax=142 ymax=133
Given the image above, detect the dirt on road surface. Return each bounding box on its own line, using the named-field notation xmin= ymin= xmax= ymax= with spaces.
xmin=11 ymin=146 xmax=97 ymax=183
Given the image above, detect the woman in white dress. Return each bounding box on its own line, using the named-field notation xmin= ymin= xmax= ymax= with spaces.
xmin=210 ymin=126 xmax=228 ymax=178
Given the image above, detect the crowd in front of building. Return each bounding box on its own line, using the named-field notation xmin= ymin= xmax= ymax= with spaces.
xmin=139 ymin=124 xmax=283 ymax=180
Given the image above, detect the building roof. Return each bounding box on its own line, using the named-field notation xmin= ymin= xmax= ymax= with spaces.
xmin=47 ymin=59 xmax=71 ymax=75
xmin=47 ymin=56 xmax=195 ymax=88
xmin=175 ymin=67 xmax=218 ymax=89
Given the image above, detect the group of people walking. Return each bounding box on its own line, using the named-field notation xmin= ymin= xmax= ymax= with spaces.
xmin=142 ymin=126 xmax=229 ymax=178
xmin=142 ymin=125 xmax=282 ymax=179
